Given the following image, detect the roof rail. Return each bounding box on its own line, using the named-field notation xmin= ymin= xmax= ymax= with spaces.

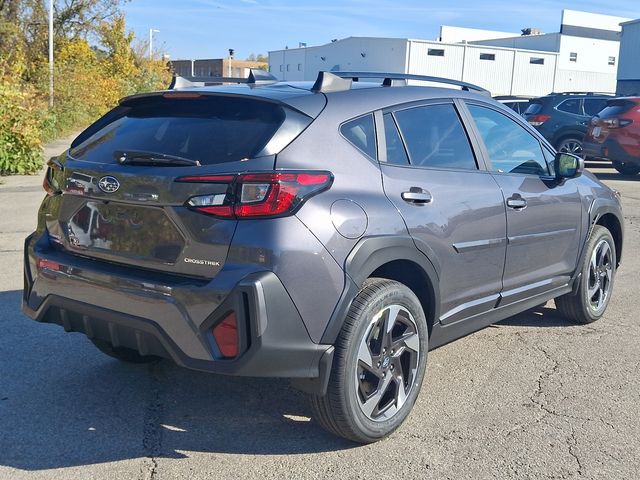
xmin=312 ymin=71 xmax=490 ymax=96
xmin=551 ymin=91 xmax=615 ymax=96
xmin=169 ymin=69 xmax=278 ymax=89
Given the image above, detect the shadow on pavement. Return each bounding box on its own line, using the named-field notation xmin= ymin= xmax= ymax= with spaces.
xmin=0 ymin=290 xmax=354 ymax=472
xmin=498 ymin=304 xmax=578 ymax=328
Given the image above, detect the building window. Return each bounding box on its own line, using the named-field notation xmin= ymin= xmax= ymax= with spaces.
xmin=480 ymin=53 xmax=495 ymax=61
xmin=286 ymin=64 xmax=290 ymax=71
xmin=569 ymin=52 xmax=577 ymax=62
xmin=428 ymin=48 xmax=445 ymax=57
xmin=530 ymin=57 xmax=545 ymax=65
xmin=608 ymin=56 xmax=616 ymax=66
xmin=297 ymin=63 xmax=302 ymax=71
xmin=268 ymin=66 xmax=271 ymax=72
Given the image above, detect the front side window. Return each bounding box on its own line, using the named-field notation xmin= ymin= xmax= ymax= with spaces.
xmin=340 ymin=114 xmax=377 ymax=160
xmin=467 ymin=104 xmax=548 ymax=176
xmin=583 ymin=98 xmax=608 ymax=116
xmin=393 ymin=104 xmax=477 ymax=170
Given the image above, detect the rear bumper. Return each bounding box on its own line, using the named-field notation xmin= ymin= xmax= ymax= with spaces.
xmin=583 ymin=140 xmax=640 ymax=165
xmin=22 ymin=233 xmax=334 ymax=384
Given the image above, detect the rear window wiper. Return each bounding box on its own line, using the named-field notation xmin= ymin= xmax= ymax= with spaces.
xmin=115 ymin=150 xmax=201 ymax=167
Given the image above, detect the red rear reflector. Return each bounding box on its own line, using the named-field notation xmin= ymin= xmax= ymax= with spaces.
xmin=176 ymin=175 xmax=236 ymax=183
xmin=36 ymin=258 xmax=60 ymax=271
xmin=212 ymin=312 xmax=239 ymax=358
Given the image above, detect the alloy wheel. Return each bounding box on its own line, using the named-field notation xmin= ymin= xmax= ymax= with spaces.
xmin=587 ymin=239 xmax=613 ymax=312
xmin=354 ymin=304 xmax=420 ymax=421
xmin=558 ymin=139 xmax=583 ymax=156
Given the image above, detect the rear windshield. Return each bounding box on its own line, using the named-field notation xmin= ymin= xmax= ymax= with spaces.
xmin=70 ymin=95 xmax=288 ymax=165
xmin=597 ymin=100 xmax=637 ymax=118
xmin=523 ymin=102 xmax=542 ymax=115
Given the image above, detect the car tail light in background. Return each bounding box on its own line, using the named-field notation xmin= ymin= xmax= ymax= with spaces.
xmin=527 ymin=114 xmax=551 ymax=127
xmin=602 ymin=118 xmax=634 ymax=129
xmin=177 ymin=171 xmax=333 ymax=219
xmin=212 ymin=312 xmax=239 ymax=358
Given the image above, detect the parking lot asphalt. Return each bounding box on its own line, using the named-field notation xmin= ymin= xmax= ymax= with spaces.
xmin=0 ymin=150 xmax=638 ymax=479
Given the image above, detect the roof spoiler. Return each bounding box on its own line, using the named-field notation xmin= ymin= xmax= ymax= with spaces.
xmin=169 ymin=69 xmax=278 ymax=89
xmin=312 ymin=71 xmax=490 ymax=96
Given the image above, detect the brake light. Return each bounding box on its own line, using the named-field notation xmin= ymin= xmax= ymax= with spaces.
xmin=36 ymin=258 xmax=61 ymax=271
xmin=212 ymin=312 xmax=239 ymax=358
xmin=603 ymin=118 xmax=633 ymax=129
xmin=177 ymin=171 xmax=333 ymax=218
xmin=528 ymin=114 xmax=551 ymax=127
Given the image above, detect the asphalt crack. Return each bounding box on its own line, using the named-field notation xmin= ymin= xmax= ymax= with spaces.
xmin=139 ymin=362 xmax=163 ymax=480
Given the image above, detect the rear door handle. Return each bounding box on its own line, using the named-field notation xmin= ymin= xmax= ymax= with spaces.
xmin=402 ymin=189 xmax=432 ymax=204
xmin=506 ymin=195 xmax=527 ymax=210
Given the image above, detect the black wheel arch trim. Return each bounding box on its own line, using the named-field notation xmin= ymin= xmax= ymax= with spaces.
xmin=320 ymin=235 xmax=441 ymax=345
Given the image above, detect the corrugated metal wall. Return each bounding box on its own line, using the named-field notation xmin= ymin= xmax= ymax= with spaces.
xmin=618 ymin=22 xmax=640 ymax=82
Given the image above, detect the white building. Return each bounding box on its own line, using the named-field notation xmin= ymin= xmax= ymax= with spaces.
xmin=617 ymin=18 xmax=640 ymax=95
xmin=472 ymin=10 xmax=630 ymax=93
xmin=268 ymin=10 xmax=630 ymax=97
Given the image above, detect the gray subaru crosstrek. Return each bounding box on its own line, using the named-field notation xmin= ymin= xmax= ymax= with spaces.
xmin=23 ymin=71 xmax=623 ymax=443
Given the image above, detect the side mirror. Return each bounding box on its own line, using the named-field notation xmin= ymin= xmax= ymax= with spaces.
xmin=555 ymin=152 xmax=584 ymax=180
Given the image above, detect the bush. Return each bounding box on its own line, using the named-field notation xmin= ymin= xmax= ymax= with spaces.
xmin=0 ymin=81 xmax=43 ymax=175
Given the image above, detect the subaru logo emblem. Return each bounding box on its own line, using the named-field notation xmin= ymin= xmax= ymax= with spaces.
xmin=98 ymin=176 xmax=120 ymax=193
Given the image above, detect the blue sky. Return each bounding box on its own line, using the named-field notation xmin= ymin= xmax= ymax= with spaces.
xmin=123 ymin=0 xmax=640 ymax=60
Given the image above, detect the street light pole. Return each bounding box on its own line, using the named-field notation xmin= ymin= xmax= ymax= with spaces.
xmin=149 ymin=28 xmax=160 ymax=60
xmin=48 ymin=0 xmax=54 ymax=108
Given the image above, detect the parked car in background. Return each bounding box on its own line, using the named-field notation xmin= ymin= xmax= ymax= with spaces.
xmin=583 ymin=97 xmax=640 ymax=175
xmin=523 ymin=92 xmax=613 ymax=156
xmin=494 ymin=96 xmax=532 ymax=115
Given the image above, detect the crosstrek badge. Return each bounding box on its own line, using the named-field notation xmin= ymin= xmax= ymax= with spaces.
xmin=183 ymin=257 xmax=220 ymax=267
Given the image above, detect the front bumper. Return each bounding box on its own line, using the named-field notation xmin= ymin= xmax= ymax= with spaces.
xmin=22 ymin=233 xmax=333 ymax=383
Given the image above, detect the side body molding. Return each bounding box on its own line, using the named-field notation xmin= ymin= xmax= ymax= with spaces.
xmin=320 ymin=235 xmax=441 ymax=345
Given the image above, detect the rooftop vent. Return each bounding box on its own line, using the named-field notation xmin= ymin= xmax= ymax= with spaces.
xmin=521 ymin=27 xmax=544 ymax=36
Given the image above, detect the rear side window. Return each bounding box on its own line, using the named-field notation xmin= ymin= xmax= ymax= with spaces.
xmin=70 ymin=95 xmax=291 ymax=165
xmin=340 ymin=114 xmax=377 ymax=160
xmin=556 ymin=98 xmax=581 ymax=115
xmin=383 ymin=114 xmax=409 ymax=166
xmin=393 ymin=104 xmax=477 ymax=170
xmin=524 ymin=102 xmax=542 ymax=115
xmin=598 ymin=100 xmax=636 ymax=118
xmin=583 ymin=98 xmax=609 ymax=116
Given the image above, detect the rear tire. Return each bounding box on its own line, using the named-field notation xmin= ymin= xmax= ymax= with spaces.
xmin=555 ymin=225 xmax=616 ymax=324
xmin=309 ymin=278 xmax=428 ymax=443
xmin=612 ymin=160 xmax=640 ymax=175
xmin=556 ymin=136 xmax=583 ymax=157
xmin=90 ymin=338 xmax=161 ymax=364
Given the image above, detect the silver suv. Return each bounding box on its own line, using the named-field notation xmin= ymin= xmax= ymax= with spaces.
xmin=23 ymin=71 xmax=623 ymax=443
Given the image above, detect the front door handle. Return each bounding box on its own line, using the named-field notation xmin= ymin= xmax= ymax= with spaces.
xmin=402 ymin=189 xmax=432 ymax=204
xmin=506 ymin=195 xmax=527 ymax=210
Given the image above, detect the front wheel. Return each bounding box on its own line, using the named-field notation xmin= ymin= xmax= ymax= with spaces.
xmin=309 ymin=278 xmax=428 ymax=443
xmin=555 ymin=225 xmax=616 ymax=324
xmin=612 ymin=160 xmax=640 ymax=175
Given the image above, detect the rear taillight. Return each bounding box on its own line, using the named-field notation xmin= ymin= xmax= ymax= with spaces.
xmin=528 ymin=114 xmax=551 ymax=127
xmin=177 ymin=171 xmax=333 ymax=219
xmin=212 ymin=312 xmax=239 ymax=358
xmin=603 ymin=118 xmax=633 ymax=129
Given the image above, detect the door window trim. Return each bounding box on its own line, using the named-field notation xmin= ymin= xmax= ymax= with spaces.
xmin=376 ymin=98 xmax=490 ymax=173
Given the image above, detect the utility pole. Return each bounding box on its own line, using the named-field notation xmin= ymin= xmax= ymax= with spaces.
xmin=48 ymin=0 xmax=54 ymax=108
xmin=228 ymin=48 xmax=234 ymax=77
xmin=149 ymin=28 xmax=160 ymax=60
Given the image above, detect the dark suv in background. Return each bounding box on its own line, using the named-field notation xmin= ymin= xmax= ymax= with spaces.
xmin=23 ymin=71 xmax=623 ymax=443
xmin=583 ymin=97 xmax=640 ymax=175
xmin=524 ymin=92 xmax=613 ymax=156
